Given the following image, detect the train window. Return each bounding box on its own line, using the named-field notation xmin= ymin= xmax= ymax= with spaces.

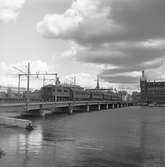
xmin=57 ymin=89 xmax=62 ymax=92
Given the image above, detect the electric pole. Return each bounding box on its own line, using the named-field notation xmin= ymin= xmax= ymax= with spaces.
xmin=13 ymin=66 xmax=27 ymax=96
xmin=26 ymin=62 xmax=30 ymax=104
xmin=27 ymin=62 xmax=30 ymax=92
xmin=18 ymin=74 xmax=21 ymax=95
xmin=74 ymin=76 xmax=76 ymax=85
xmin=13 ymin=62 xmax=58 ymax=100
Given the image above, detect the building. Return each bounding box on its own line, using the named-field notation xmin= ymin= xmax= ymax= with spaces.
xmin=118 ymin=91 xmax=128 ymax=102
xmin=140 ymin=71 xmax=165 ymax=104
xmin=132 ymin=91 xmax=141 ymax=104
xmin=41 ymin=85 xmax=70 ymax=101
xmin=23 ymin=90 xmax=41 ymax=102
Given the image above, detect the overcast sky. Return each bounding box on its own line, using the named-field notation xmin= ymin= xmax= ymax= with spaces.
xmin=1 ymin=0 xmax=165 ymax=92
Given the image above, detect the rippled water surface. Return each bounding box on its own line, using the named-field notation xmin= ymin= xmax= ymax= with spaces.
xmin=1 ymin=106 xmax=165 ymax=167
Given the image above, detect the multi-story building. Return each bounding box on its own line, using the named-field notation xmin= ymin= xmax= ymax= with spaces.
xmin=140 ymin=71 xmax=165 ymax=104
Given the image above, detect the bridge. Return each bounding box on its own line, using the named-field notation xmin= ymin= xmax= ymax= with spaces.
xmin=0 ymin=100 xmax=133 ymax=117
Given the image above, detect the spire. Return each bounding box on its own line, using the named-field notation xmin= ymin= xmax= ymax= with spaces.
xmin=142 ymin=70 xmax=144 ymax=78
xmin=141 ymin=70 xmax=146 ymax=81
xmin=96 ymin=76 xmax=100 ymax=89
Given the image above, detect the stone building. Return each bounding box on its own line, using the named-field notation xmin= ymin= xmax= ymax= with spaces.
xmin=140 ymin=71 xmax=165 ymax=104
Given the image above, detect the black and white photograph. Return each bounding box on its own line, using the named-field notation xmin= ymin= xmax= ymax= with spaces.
xmin=0 ymin=0 xmax=165 ymax=166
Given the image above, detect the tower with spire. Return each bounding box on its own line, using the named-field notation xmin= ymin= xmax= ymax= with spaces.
xmin=141 ymin=70 xmax=146 ymax=81
xmin=140 ymin=70 xmax=147 ymax=103
xmin=96 ymin=75 xmax=100 ymax=89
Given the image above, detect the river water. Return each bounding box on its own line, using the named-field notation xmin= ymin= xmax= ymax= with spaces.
xmin=1 ymin=106 xmax=165 ymax=167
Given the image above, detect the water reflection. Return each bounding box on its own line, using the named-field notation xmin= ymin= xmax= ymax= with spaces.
xmin=2 ymin=126 xmax=42 ymax=154
xmin=0 ymin=126 xmax=43 ymax=167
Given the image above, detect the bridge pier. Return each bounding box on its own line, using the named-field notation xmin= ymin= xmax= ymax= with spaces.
xmin=106 ymin=104 xmax=109 ymax=110
xmin=69 ymin=105 xmax=73 ymax=114
xmin=86 ymin=105 xmax=90 ymax=112
xmin=114 ymin=104 xmax=117 ymax=108
xmin=98 ymin=104 xmax=101 ymax=111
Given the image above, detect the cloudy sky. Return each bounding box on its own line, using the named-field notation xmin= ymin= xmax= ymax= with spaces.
xmin=1 ymin=0 xmax=165 ymax=91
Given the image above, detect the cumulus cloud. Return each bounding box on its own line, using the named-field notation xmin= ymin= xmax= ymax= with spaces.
xmin=37 ymin=0 xmax=165 ymax=87
xmin=37 ymin=0 xmax=118 ymax=42
xmin=0 ymin=0 xmax=25 ymax=22
xmin=38 ymin=0 xmax=165 ymax=43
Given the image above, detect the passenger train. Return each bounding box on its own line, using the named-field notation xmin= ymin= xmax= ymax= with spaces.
xmin=40 ymin=85 xmax=122 ymax=102
xmin=0 ymin=84 xmax=122 ymax=103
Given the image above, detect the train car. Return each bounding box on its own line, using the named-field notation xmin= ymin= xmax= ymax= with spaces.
xmin=103 ymin=91 xmax=122 ymax=102
xmin=40 ymin=84 xmax=122 ymax=102
xmin=54 ymin=86 xmax=70 ymax=101
xmin=41 ymin=85 xmax=70 ymax=102
xmin=103 ymin=93 xmax=112 ymax=100
xmin=70 ymin=87 xmax=90 ymax=101
xmin=90 ymin=92 xmax=104 ymax=100
xmin=111 ymin=94 xmax=122 ymax=102
xmin=40 ymin=85 xmax=53 ymax=101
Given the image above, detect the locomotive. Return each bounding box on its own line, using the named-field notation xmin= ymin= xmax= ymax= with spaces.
xmin=40 ymin=84 xmax=122 ymax=102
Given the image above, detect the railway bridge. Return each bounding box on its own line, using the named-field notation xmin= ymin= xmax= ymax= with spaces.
xmin=0 ymin=100 xmax=133 ymax=117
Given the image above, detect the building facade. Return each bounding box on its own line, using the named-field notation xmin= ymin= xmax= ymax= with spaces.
xmin=140 ymin=71 xmax=165 ymax=104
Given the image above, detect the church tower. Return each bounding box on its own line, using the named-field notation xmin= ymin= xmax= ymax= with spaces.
xmin=96 ymin=76 xmax=100 ymax=89
xmin=140 ymin=70 xmax=147 ymax=103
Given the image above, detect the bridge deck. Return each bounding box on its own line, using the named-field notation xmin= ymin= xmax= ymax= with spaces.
xmin=0 ymin=100 xmax=132 ymax=117
xmin=0 ymin=100 xmax=128 ymax=107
